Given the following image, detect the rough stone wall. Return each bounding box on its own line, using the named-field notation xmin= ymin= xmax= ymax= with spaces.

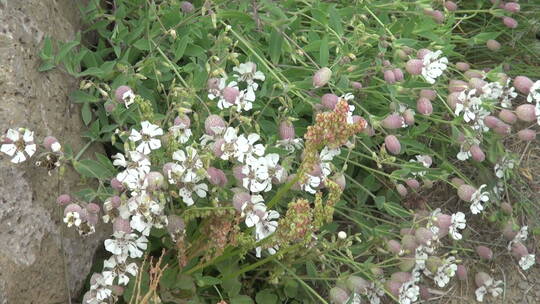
xmin=0 ymin=0 xmax=107 ymax=303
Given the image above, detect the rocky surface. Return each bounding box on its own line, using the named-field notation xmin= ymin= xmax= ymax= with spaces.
xmin=0 ymin=0 xmax=107 ymax=303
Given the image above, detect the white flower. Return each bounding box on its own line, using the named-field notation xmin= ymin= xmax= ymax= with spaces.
xmin=449 ymin=212 xmax=466 ymax=240
xmin=241 ymin=194 xmax=267 ymax=227
xmin=64 ymin=211 xmax=82 ymax=227
xmin=475 ymin=278 xmax=503 ymax=302
xmin=433 ymin=257 xmax=457 ymax=288
xmin=233 ymin=62 xmax=265 ymax=90
xmin=103 ymin=256 xmax=138 ymax=286
xmin=170 ymin=124 xmax=192 ymax=144
xmin=129 ymin=121 xmax=163 ymax=155
xmin=242 ymin=157 xmax=272 ymax=193
xmin=301 ymin=174 xmax=321 ymax=194
xmin=122 ymin=90 xmax=136 ymax=108
xmin=0 ymin=128 xmax=37 ymax=163
xmin=234 ymin=133 xmax=265 ymax=163
xmin=179 ymin=182 xmax=208 ymax=206
xmin=421 ymin=50 xmax=448 ymax=84
xmin=481 ymin=81 xmax=504 ymax=100
xmin=398 ymin=281 xmax=419 ymax=304
xmin=470 ymin=184 xmax=489 ymax=214
xmin=519 ymin=254 xmax=536 ymax=270
xmin=104 ymin=231 xmax=148 ymax=262
xmin=172 ymin=147 xmax=204 ymax=183
xmin=276 ymin=138 xmax=303 ymax=153
xmin=494 ymin=156 xmax=515 ymax=179
xmin=527 ymin=81 xmax=540 ymax=103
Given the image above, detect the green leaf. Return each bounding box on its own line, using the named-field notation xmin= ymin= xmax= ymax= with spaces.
xmin=174 ymin=36 xmax=190 ymax=61
xmin=256 ymin=290 xmax=278 ymax=304
xmin=319 ymin=35 xmax=329 ymax=66
xmin=268 ymin=28 xmax=282 ymax=64
xmin=231 ymin=295 xmax=254 ymax=304
xmin=74 ymin=159 xmax=115 ymax=179
xmin=81 ymin=102 xmax=92 ymax=125
xmin=70 ymin=90 xmax=100 ymax=103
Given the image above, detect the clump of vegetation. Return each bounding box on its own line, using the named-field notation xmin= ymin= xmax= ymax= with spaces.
xmin=2 ymin=0 xmax=540 ymax=303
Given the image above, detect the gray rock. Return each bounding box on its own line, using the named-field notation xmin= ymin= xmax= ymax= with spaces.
xmin=0 ymin=0 xmax=108 ymax=303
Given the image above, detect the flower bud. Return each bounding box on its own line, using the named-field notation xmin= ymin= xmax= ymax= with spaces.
xmin=115 ymin=85 xmax=133 ymax=103
xmin=346 ymin=276 xmax=369 ymax=294
xmin=458 ymin=184 xmax=476 ymax=202
xmin=502 ymin=16 xmax=518 ymax=29
xmin=475 ymin=272 xmax=491 ymax=287
xmin=430 ymin=10 xmax=445 ymax=23
xmin=105 ymin=101 xmax=116 ymax=113
xmin=417 ymin=97 xmax=433 ymax=115
xmin=486 ymin=39 xmax=501 ymax=51
xmin=113 ymin=218 xmax=132 ymax=233
xmin=456 ymin=265 xmax=468 ymax=281
xmin=205 ymin=115 xmax=226 ymax=135
xmin=515 ymin=104 xmax=536 ymax=122
xmin=420 ymin=89 xmax=437 ymax=101
xmin=444 ymin=1 xmax=458 ymax=11
xmin=167 ymin=215 xmax=185 ymax=235
xmin=470 ymin=145 xmax=485 ymax=162
xmin=381 ymin=114 xmax=405 ymax=129
xmin=110 ymin=178 xmax=124 ymax=192
xmin=385 ymin=135 xmax=401 ymax=155
xmin=504 ymin=2 xmax=520 ymax=13
xmin=43 ymin=136 xmax=61 ymax=152
xmin=329 ymin=287 xmax=349 ymax=304
xmin=57 ymin=194 xmax=71 ymax=205
xmin=396 ymin=184 xmax=408 ymax=197
xmin=518 ymin=129 xmax=536 ymax=141
xmin=406 ymin=179 xmax=420 ymax=189
xmin=222 ymin=86 xmax=239 ymax=103
xmin=393 ymin=68 xmax=404 ymax=82
xmin=498 ymin=110 xmax=517 ymax=124
xmin=384 ymin=70 xmax=396 ymax=84
xmin=456 ymin=62 xmax=470 ymax=71
xmin=174 ymin=115 xmax=191 ymax=128
xmin=387 ymin=239 xmax=402 ymax=254
xmin=469 ymin=78 xmax=487 ymax=91
xmin=514 ymin=76 xmax=534 ymax=94
xmin=401 ymin=234 xmax=418 ymax=252
xmin=406 ymin=59 xmax=423 ymax=75
xmin=145 ymin=171 xmax=165 ymax=190
xmin=426 ymin=256 xmax=442 ymax=274
xmin=494 ymin=123 xmax=511 ymax=136
xmin=449 ymin=80 xmax=468 ymax=92
xmin=321 ymin=93 xmax=340 ymax=110
xmin=403 ymin=109 xmax=415 ymax=126
xmin=417 ymin=48 xmax=431 ymax=60
xmin=386 ymin=281 xmax=402 ymax=298
xmin=447 ymin=92 xmax=461 ymax=110
xmin=332 ymin=173 xmax=346 ymax=190
xmin=180 ymin=1 xmax=195 ymax=13
xmin=64 ymin=203 xmax=82 ymax=216
xmin=233 ymin=192 xmax=250 ymax=212
xmin=393 ymin=272 xmax=414 ymax=285
xmin=207 ymin=77 xmax=221 ymax=91
xmin=500 ymin=202 xmax=513 ymax=215
xmin=511 ymin=242 xmax=529 ymax=258
xmin=415 ymin=227 xmax=434 ymax=245
xmin=476 ymin=245 xmax=493 ymax=260
xmin=503 ymin=221 xmax=518 ymax=240
xmin=351 ymin=81 xmax=362 ymax=90
xmin=207 ymin=167 xmax=227 ymax=187
xmin=86 ymin=203 xmax=100 ymax=214
xmin=313 ymin=67 xmax=332 ymax=88
xmin=451 ymin=177 xmax=465 ymax=187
